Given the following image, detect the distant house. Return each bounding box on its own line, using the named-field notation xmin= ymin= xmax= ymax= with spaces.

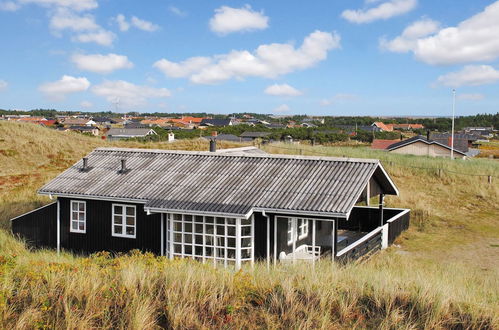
xmin=62 ymin=118 xmax=96 ymax=127
xmin=430 ymin=133 xmax=478 ymax=153
xmin=68 ymin=125 xmax=100 ymax=136
xmin=17 ymin=116 xmax=47 ymax=123
xmin=200 ymin=118 xmax=234 ymax=127
xmin=301 ymin=123 xmax=317 ymax=128
xmin=463 ymin=127 xmax=494 ymax=139
xmin=387 ymin=135 xmax=467 ymax=159
xmin=12 ymin=147 xmax=410 ymax=268
xmin=372 ymin=122 xmax=424 ymax=131
xmin=202 ymin=134 xmax=247 ymax=143
xmin=92 ymin=117 xmax=117 ymax=127
xmin=371 ymin=139 xmax=399 ymax=150
xmin=239 ymin=131 xmax=271 ymax=140
xmin=372 ymin=122 xmax=393 ymax=132
xmin=336 ymin=125 xmax=381 ymax=134
xmin=106 ymin=128 xmax=157 ymax=140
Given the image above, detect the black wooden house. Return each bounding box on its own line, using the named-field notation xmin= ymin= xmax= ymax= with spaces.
xmin=11 ymin=147 xmax=410 ymax=268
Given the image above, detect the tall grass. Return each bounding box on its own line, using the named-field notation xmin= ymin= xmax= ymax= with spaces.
xmin=1 ymin=121 xmax=498 ymax=328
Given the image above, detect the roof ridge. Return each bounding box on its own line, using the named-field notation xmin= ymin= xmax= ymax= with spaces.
xmin=93 ymin=147 xmax=380 ymax=163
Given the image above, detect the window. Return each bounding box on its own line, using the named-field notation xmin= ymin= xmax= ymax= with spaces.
xmin=298 ymin=219 xmax=308 ymax=239
xmin=112 ymin=204 xmax=136 ymax=238
xmin=287 ymin=218 xmax=293 ymax=244
xmin=70 ymin=200 xmax=86 ymax=233
xmin=166 ymin=214 xmax=253 ymax=267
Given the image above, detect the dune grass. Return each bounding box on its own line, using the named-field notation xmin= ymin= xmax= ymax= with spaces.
xmin=0 ymin=121 xmax=498 ymax=328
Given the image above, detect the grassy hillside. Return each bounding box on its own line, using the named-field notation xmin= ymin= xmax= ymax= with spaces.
xmin=0 ymin=121 xmax=498 ymax=329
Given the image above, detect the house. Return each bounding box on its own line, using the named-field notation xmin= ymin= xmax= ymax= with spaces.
xmin=301 ymin=123 xmax=317 ymax=128
xmin=11 ymin=147 xmax=410 ymax=268
xmin=430 ymin=133 xmax=478 ymax=153
xmin=106 ymin=128 xmax=157 ymax=140
xmin=387 ymin=135 xmax=467 ymax=158
xmin=372 ymin=122 xmax=393 ymax=132
xmin=371 ymin=139 xmax=399 ymax=150
xmin=463 ymin=127 xmax=494 ymax=139
xmin=239 ymin=131 xmax=271 ymax=140
xmin=17 ymin=116 xmax=48 ymax=123
xmin=68 ymin=125 xmax=100 ymax=136
xmin=391 ymin=123 xmax=424 ymax=130
xmin=92 ymin=117 xmax=117 ymax=127
xmin=199 ymin=118 xmax=233 ymax=127
xmin=202 ymin=134 xmax=248 ymax=143
xmin=61 ymin=118 xmax=96 ymax=127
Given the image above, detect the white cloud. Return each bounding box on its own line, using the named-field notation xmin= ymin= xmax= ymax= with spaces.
xmin=113 ymin=14 xmax=159 ymax=32
xmin=73 ymin=30 xmax=115 ymax=46
xmin=39 ymin=75 xmax=90 ymax=100
xmin=72 ymin=53 xmax=133 ymax=74
xmin=457 ymin=93 xmax=485 ymax=101
xmin=130 ymin=16 xmax=159 ymax=32
xmin=18 ymin=0 xmax=98 ymax=11
xmin=0 ymin=80 xmax=7 ymax=91
xmin=49 ymin=8 xmax=99 ymax=32
xmin=341 ymin=0 xmax=417 ymax=24
xmin=383 ymin=2 xmax=499 ymax=65
xmin=91 ymin=80 xmax=171 ymax=108
xmin=80 ymin=100 xmax=93 ymax=108
xmin=264 ymin=83 xmax=302 ymax=96
xmin=0 ymin=1 xmax=21 ymax=11
xmin=380 ymin=18 xmax=440 ymax=52
xmin=114 ymin=14 xmax=129 ymax=32
xmin=273 ymin=104 xmax=290 ymax=113
xmin=155 ymin=30 xmax=340 ymax=84
xmin=434 ymin=65 xmax=499 ymax=87
xmin=154 ymin=57 xmax=212 ymax=78
xmin=169 ymin=6 xmax=186 ymax=17
xmin=209 ymin=5 xmax=269 ymax=35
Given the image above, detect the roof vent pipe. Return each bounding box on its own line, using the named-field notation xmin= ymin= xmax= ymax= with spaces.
xmin=82 ymin=157 xmax=88 ymax=170
xmin=426 ymin=130 xmax=430 ymax=141
xmin=209 ymin=138 xmax=216 ymax=152
xmin=120 ymin=159 xmax=127 ymax=173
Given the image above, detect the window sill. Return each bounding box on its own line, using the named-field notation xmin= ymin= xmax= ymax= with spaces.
xmin=112 ymin=233 xmax=136 ymax=239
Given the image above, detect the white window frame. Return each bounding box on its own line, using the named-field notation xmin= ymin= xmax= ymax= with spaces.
xmin=287 ymin=218 xmax=294 ymax=245
xmin=298 ymin=219 xmax=309 ymax=239
xmin=70 ymin=200 xmax=86 ymax=233
xmin=112 ymin=204 xmax=136 ymax=239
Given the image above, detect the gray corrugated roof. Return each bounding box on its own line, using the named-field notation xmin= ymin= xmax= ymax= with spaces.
xmin=107 ymin=128 xmax=156 ymax=137
xmin=38 ymin=147 xmax=398 ymax=217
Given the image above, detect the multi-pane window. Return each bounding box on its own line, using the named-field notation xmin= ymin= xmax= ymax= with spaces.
xmin=70 ymin=200 xmax=86 ymax=233
xmin=298 ymin=219 xmax=308 ymax=239
xmin=166 ymin=214 xmax=253 ymax=267
xmin=112 ymin=204 xmax=136 ymax=238
xmin=287 ymin=218 xmax=293 ymax=244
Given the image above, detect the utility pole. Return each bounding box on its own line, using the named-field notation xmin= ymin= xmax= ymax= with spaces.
xmin=451 ymin=89 xmax=456 ymax=160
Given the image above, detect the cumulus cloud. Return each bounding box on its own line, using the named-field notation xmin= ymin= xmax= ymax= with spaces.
xmin=115 ymin=14 xmax=129 ymax=31
xmin=273 ymin=104 xmax=290 ymax=113
xmin=113 ymin=14 xmax=159 ymax=32
xmin=380 ymin=18 xmax=440 ymax=52
xmin=433 ymin=65 xmax=499 ymax=87
xmin=154 ymin=30 xmax=340 ymax=84
xmin=341 ymin=0 xmax=417 ymax=24
xmin=383 ymin=1 xmax=499 ymax=65
xmin=264 ymin=83 xmax=302 ymax=96
xmin=38 ymin=75 xmax=90 ymax=100
xmin=72 ymin=30 xmax=115 ymax=46
xmin=0 ymin=80 xmax=7 ymax=91
xmin=457 ymin=93 xmax=485 ymax=101
xmin=209 ymin=5 xmax=269 ymax=35
xmin=72 ymin=53 xmax=133 ymax=74
xmin=91 ymin=80 xmax=171 ymax=108
xmin=0 ymin=1 xmax=21 ymax=11
xmin=49 ymin=8 xmax=99 ymax=32
xmin=169 ymin=5 xmax=186 ymax=17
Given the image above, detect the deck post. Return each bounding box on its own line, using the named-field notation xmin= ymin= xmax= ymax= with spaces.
xmin=273 ymin=216 xmax=277 ymax=266
xmin=312 ymin=219 xmax=316 ymax=267
xmin=266 ymin=216 xmax=270 ymax=269
xmin=168 ymin=214 xmax=174 ymax=260
xmin=292 ymin=219 xmax=296 ymax=264
xmin=331 ymin=219 xmax=336 ymax=262
xmin=251 ymin=215 xmax=255 ymax=268
xmin=379 ymin=194 xmax=384 ymax=227
xmin=236 ymin=218 xmax=241 ymax=270
xmin=365 ymin=181 xmax=370 ymax=206
xmin=160 ymin=213 xmax=164 ymax=256
xmin=56 ymin=199 xmax=60 ymax=254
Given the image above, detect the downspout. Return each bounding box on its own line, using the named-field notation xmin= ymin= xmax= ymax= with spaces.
xmin=57 ymin=198 xmax=60 ymax=254
xmin=262 ymin=210 xmax=270 ymax=270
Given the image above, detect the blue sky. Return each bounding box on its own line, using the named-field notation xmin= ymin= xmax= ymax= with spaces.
xmin=1 ymin=0 xmax=499 ymax=116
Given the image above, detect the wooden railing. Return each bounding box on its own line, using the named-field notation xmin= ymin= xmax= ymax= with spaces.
xmin=336 ymin=227 xmax=383 ymax=262
xmin=385 ymin=209 xmax=410 ymax=245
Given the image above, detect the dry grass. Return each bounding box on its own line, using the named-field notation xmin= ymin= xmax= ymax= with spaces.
xmin=0 ymin=121 xmax=498 ymax=328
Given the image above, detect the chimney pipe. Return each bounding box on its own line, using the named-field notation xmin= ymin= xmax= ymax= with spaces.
xmin=82 ymin=157 xmax=88 ymax=170
xmin=209 ymin=138 xmax=216 ymax=152
xmin=120 ymin=159 xmax=127 ymax=173
xmin=426 ymin=130 xmax=430 ymax=141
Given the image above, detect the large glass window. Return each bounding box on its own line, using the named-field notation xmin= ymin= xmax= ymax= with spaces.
xmin=70 ymin=200 xmax=86 ymax=233
xmin=298 ymin=219 xmax=309 ymax=239
xmin=112 ymin=204 xmax=136 ymax=238
xmin=282 ymin=217 xmax=310 ymax=245
xmin=167 ymin=214 xmax=253 ymax=267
